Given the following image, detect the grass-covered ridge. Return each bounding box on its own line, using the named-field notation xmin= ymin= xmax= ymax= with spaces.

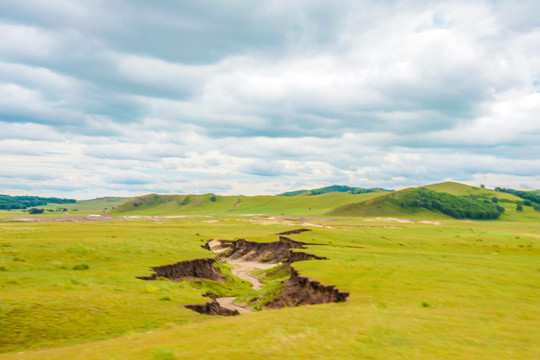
xmin=0 ymin=195 xmax=75 ymax=210
xmin=110 ymin=192 xmax=386 ymax=216
xmin=328 ymin=184 xmax=510 ymax=219
xmin=400 ymin=188 xmax=504 ymax=219
xmin=278 ymin=185 xmax=392 ymax=197
xmin=109 ymin=182 xmax=536 ymax=221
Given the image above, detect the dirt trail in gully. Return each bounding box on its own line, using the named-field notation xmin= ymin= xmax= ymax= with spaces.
xmin=138 ymin=231 xmax=349 ymax=316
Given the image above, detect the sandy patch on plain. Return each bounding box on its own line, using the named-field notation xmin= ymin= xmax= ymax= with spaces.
xmin=364 ymin=217 xmax=441 ymax=225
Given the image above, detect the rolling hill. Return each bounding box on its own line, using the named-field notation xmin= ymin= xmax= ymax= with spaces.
xmin=278 ymin=185 xmax=392 ymax=197
xmin=108 ymin=182 xmax=539 ymax=221
xmin=328 ymin=182 xmax=534 ymax=220
xmin=110 ymin=192 xmax=386 ymax=216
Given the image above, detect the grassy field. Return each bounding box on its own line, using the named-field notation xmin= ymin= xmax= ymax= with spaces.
xmin=0 ymin=197 xmax=131 ymax=219
xmin=1 ymin=184 xmax=539 ymax=359
xmin=109 ymin=192 xmax=386 ymax=217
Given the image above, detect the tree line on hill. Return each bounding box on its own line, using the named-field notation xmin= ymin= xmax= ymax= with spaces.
xmin=279 ymin=185 xmax=391 ymax=197
xmin=400 ymin=188 xmax=505 ymax=219
xmin=0 ymin=195 xmax=76 ymax=210
xmin=495 ymin=187 xmax=540 ymax=211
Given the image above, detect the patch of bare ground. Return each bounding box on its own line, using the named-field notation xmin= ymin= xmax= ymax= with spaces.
xmin=5 ymin=217 xmax=122 ymax=223
xmin=3 ymin=215 xmax=188 ymax=223
xmin=256 ymin=216 xmax=333 ymax=222
xmin=266 ymin=266 xmax=349 ymax=308
xmin=212 ymin=236 xmax=326 ymax=264
xmin=215 ymin=297 xmax=254 ymax=314
xmin=365 ymin=217 xmax=441 ymax=225
xmin=136 ymin=258 xmax=224 ymax=281
xmin=239 ymin=216 xmax=335 ymax=227
xmin=209 ymin=237 xmax=347 ymax=311
xmin=138 ymin=234 xmax=348 ymax=316
xmin=184 ymin=299 xmax=240 ymax=316
xmin=277 ymin=228 xmax=312 ymax=235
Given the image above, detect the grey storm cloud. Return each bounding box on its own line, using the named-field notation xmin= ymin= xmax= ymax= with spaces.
xmin=1 ymin=0 xmax=539 ymax=197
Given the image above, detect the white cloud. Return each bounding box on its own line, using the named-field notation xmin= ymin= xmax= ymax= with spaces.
xmin=0 ymin=22 xmax=55 ymax=59
xmin=1 ymin=1 xmax=539 ymax=198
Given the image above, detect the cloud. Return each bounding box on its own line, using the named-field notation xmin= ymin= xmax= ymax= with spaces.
xmin=1 ymin=0 xmax=539 ymax=197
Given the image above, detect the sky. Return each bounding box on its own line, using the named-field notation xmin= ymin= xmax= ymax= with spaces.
xmin=1 ymin=0 xmax=540 ymax=199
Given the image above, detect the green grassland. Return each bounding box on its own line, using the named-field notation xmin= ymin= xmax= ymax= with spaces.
xmin=277 ymin=185 xmax=391 ymax=196
xmin=110 ymin=182 xmax=536 ymax=221
xmin=1 ymin=183 xmax=539 ymax=359
xmin=110 ymin=192 xmax=385 ymax=217
xmin=0 ymin=197 xmax=131 ymax=219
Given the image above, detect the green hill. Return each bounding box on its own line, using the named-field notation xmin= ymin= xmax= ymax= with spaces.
xmin=111 ymin=192 xmax=386 ymax=217
xmin=423 ymin=182 xmax=522 ymax=201
xmin=110 ymin=182 xmax=539 ymax=221
xmin=328 ymin=184 xmax=509 ymax=220
xmin=0 ymin=195 xmax=75 ymax=210
xmin=32 ymin=197 xmax=132 ymax=215
xmin=278 ymin=185 xmax=392 ymax=197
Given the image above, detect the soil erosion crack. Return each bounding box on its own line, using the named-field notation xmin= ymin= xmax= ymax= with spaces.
xmin=137 ymin=229 xmax=349 ymax=316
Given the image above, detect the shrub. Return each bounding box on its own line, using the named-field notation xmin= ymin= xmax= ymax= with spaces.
xmin=401 ymin=188 xmax=504 ymax=220
xmin=152 ymin=347 xmax=175 ymax=360
xmin=210 ymin=195 xmax=217 ymax=202
xmin=28 ymin=208 xmax=44 ymax=214
xmin=516 ymin=204 xmax=523 ymax=212
xmin=73 ymin=264 xmax=89 ymax=270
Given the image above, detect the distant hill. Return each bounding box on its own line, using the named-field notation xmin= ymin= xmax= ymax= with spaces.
xmin=20 ymin=196 xmax=133 ymax=216
xmin=329 ymin=183 xmax=509 ymax=220
xmin=111 ymin=191 xmax=385 ymax=216
xmin=495 ymin=187 xmax=540 ymax=209
xmin=423 ymin=182 xmax=521 ymax=201
xmin=0 ymin=195 xmax=75 ymax=210
xmin=103 ymin=182 xmax=540 ymax=221
xmin=278 ymin=185 xmax=392 ymax=197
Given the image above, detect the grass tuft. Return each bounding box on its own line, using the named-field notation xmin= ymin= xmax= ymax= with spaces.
xmin=152 ymin=347 xmax=175 ymax=360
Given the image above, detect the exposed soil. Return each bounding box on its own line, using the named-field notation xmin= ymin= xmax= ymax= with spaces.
xmin=276 ymin=228 xmax=312 ymax=235
xmin=139 ymin=234 xmax=348 ymax=316
xmin=4 ymin=215 xmax=187 ymax=223
xmin=215 ymin=297 xmax=254 ymax=314
xmin=136 ymin=258 xmax=224 ymax=281
xmin=212 ymin=236 xmax=326 ymax=264
xmin=184 ymin=299 xmax=239 ymax=316
xmin=256 ymin=216 xmax=333 ymax=222
xmin=365 ymin=217 xmax=441 ymax=225
xmin=226 ymin=259 xmax=275 ymax=290
xmin=266 ymin=266 xmax=349 ymax=308
xmin=232 ymin=198 xmax=242 ymax=209
xmin=6 ymin=217 xmax=124 ymax=223
xmin=211 ymin=237 xmax=347 ymax=309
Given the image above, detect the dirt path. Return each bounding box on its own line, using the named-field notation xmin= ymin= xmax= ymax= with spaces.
xmin=207 ymin=242 xmax=279 ymax=313
xmin=226 ymin=259 xmax=276 ymax=290
xmin=216 ymin=297 xmax=254 ymax=314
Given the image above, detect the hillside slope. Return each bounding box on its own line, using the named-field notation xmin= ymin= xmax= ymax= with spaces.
xmin=423 ymin=182 xmax=522 ymax=202
xmin=278 ymin=185 xmax=391 ymax=197
xmin=111 ymin=192 xmax=386 ymax=216
xmin=328 ymin=185 xmax=508 ymax=220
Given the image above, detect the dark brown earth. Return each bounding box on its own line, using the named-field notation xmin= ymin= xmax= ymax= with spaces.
xmin=265 ymin=266 xmax=349 ymax=308
xmin=136 ymin=258 xmax=224 ymax=281
xmin=276 ymin=228 xmax=312 ymax=235
xmin=138 ymin=234 xmax=348 ymax=316
xmin=184 ymin=299 xmax=239 ymax=316
xmin=212 ymin=236 xmax=325 ymax=264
